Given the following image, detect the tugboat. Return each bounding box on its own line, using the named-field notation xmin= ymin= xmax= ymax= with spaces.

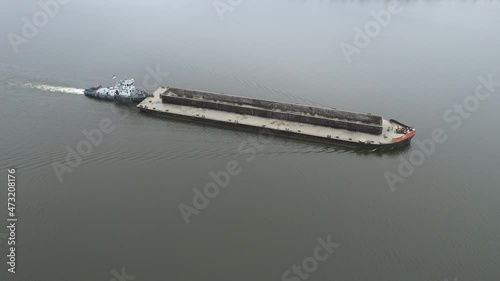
xmin=84 ymin=78 xmax=150 ymax=103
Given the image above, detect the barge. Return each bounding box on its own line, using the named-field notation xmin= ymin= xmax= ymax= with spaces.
xmin=137 ymin=87 xmax=416 ymax=148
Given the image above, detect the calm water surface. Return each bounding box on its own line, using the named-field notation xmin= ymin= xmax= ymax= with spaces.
xmin=1 ymin=1 xmax=500 ymax=281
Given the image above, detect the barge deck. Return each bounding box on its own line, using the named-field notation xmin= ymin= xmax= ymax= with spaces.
xmin=137 ymin=87 xmax=416 ymax=148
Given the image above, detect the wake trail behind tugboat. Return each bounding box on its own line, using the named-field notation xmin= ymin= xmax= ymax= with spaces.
xmin=10 ymin=81 xmax=84 ymax=95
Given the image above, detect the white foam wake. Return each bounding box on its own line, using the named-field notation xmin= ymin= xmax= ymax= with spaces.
xmin=18 ymin=82 xmax=84 ymax=95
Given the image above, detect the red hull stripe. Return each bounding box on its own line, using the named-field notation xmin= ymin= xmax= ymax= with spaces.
xmin=392 ymin=130 xmax=416 ymax=143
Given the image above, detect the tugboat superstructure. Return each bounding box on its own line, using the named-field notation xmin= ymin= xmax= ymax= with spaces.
xmin=84 ymin=78 xmax=150 ymax=103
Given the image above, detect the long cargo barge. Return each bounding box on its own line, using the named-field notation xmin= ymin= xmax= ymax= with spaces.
xmin=137 ymin=87 xmax=416 ymax=148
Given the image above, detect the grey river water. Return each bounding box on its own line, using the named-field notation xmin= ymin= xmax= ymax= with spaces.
xmin=0 ymin=1 xmax=499 ymax=280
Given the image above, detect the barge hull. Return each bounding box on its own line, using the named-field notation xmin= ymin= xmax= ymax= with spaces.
xmin=138 ymin=106 xmax=413 ymax=148
xmin=137 ymin=87 xmax=415 ymax=148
